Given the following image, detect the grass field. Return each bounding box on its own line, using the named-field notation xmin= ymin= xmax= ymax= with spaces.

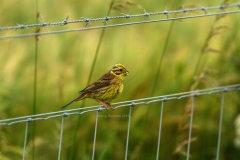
xmin=0 ymin=0 xmax=240 ymax=159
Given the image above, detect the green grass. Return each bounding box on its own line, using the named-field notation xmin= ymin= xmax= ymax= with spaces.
xmin=0 ymin=0 xmax=240 ymax=159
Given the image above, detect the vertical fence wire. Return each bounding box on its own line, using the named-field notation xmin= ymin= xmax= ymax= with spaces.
xmin=92 ymin=110 xmax=99 ymax=160
xmin=58 ymin=114 xmax=67 ymax=160
xmin=216 ymin=91 xmax=225 ymax=160
xmin=124 ymin=104 xmax=133 ymax=160
xmin=156 ymin=100 xmax=165 ymax=160
xmin=22 ymin=119 xmax=31 ymax=160
xmin=186 ymin=95 xmax=196 ymax=160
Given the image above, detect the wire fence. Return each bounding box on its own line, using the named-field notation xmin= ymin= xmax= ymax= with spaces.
xmin=1 ymin=1 xmax=240 ymax=159
xmin=0 ymin=84 xmax=240 ymax=160
xmin=0 ymin=2 xmax=240 ymax=40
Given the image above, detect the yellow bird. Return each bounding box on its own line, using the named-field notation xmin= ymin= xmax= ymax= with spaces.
xmin=61 ymin=63 xmax=129 ymax=110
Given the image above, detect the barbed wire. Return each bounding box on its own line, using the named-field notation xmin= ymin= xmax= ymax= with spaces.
xmin=0 ymin=2 xmax=240 ymax=40
xmin=0 ymin=84 xmax=239 ymax=126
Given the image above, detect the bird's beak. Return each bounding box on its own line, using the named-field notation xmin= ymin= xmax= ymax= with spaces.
xmin=125 ymin=70 xmax=129 ymax=76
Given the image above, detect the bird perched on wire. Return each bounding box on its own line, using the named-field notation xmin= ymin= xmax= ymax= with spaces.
xmin=61 ymin=63 xmax=129 ymax=110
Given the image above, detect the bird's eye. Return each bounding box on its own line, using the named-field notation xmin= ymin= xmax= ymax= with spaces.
xmin=119 ymin=69 xmax=123 ymax=72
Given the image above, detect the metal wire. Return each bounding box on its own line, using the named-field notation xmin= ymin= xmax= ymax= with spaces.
xmin=156 ymin=100 xmax=165 ymax=160
xmin=22 ymin=118 xmax=32 ymax=160
xmin=186 ymin=95 xmax=196 ymax=160
xmin=58 ymin=113 xmax=68 ymax=160
xmin=1 ymin=84 xmax=239 ymax=126
xmin=0 ymin=3 xmax=239 ymax=31
xmin=0 ymin=3 xmax=240 ymax=40
xmin=124 ymin=103 xmax=133 ymax=160
xmin=22 ymin=121 xmax=28 ymax=160
xmin=92 ymin=110 xmax=100 ymax=160
xmin=216 ymin=91 xmax=226 ymax=160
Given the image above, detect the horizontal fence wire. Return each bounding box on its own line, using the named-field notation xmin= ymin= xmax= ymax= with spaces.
xmin=0 ymin=84 xmax=239 ymax=126
xmin=0 ymin=2 xmax=240 ymax=40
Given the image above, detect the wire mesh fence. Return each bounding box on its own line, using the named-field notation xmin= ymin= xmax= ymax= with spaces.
xmin=0 ymin=84 xmax=239 ymax=159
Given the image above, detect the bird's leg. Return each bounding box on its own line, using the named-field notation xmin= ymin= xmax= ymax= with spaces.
xmin=96 ymin=99 xmax=109 ymax=110
xmin=106 ymin=102 xmax=113 ymax=110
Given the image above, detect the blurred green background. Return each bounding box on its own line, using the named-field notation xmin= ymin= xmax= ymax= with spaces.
xmin=0 ymin=0 xmax=240 ymax=159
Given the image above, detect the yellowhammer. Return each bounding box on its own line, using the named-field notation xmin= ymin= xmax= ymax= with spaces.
xmin=61 ymin=63 xmax=129 ymax=110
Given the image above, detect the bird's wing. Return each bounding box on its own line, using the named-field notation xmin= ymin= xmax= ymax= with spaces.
xmin=79 ymin=71 xmax=114 ymax=94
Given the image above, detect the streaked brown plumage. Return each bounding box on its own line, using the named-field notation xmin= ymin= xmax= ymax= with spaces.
xmin=61 ymin=63 xmax=129 ymax=110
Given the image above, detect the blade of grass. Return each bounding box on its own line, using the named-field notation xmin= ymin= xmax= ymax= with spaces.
xmin=68 ymin=1 xmax=114 ymax=159
xmin=31 ymin=1 xmax=39 ymax=159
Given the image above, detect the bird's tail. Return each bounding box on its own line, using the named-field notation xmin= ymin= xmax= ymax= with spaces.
xmin=61 ymin=95 xmax=83 ymax=109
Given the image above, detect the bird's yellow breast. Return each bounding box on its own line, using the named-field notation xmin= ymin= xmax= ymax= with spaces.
xmin=118 ymin=83 xmax=124 ymax=93
xmin=94 ymin=83 xmax=123 ymax=103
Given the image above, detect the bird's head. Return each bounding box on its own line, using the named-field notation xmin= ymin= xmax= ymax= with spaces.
xmin=111 ymin=63 xmax=129 ymax=80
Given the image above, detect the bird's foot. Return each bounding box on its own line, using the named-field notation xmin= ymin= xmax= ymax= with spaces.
xmin=106 ymin=102 xmax=114 ymax=110
xmin=96 ymin=99 xmax=109 ymax=111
